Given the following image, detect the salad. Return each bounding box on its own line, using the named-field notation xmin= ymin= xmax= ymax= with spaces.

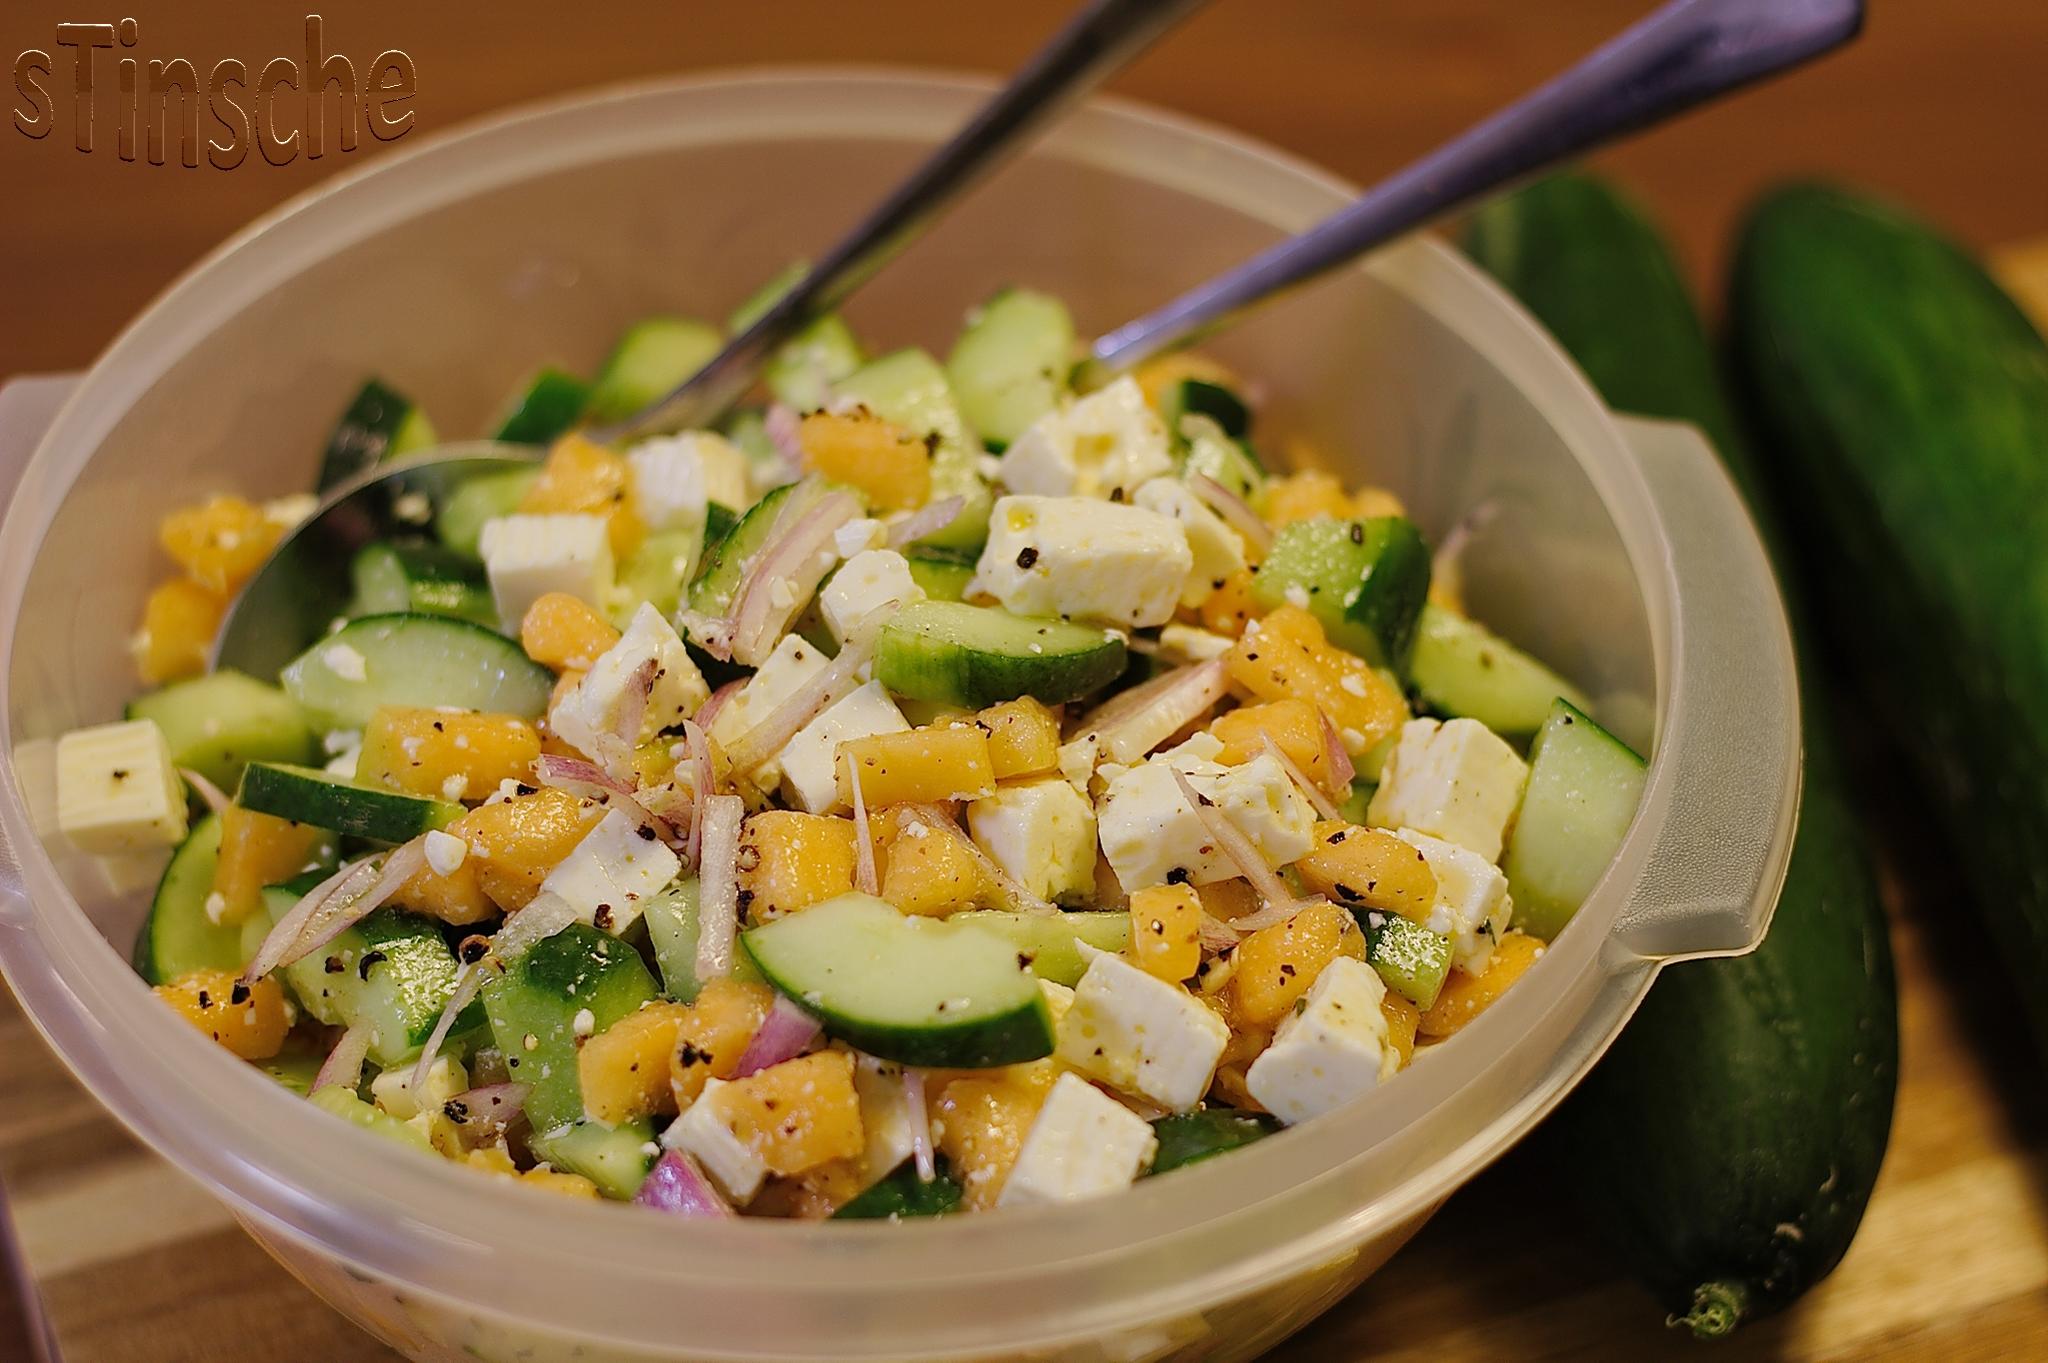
xmin=53 ymin=282 xmax=1647 ymax=1218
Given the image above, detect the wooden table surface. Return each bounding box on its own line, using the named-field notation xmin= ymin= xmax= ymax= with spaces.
xmin=4 ymin=2 xmax=2048 ymax=1360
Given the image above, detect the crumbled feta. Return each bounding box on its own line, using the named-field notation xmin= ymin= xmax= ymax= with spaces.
xmin=707 ymin=634 xmax=829 ymax=789
xmin=321 ymin=642 xmax=369 ymax=683
xmin=1367 ymin=717 xmax=1529 ymax=862
xmin=834 ymin=517 xmax=887 ymax=558
xmin=821 ymin=548 xmax=924 ymax=643
xmin=1055 ymin=947 xmax=1229 ymax=1112
xmin=262 ymin=493 xmax=319 ymax=529
xmin=424 ymin=828 xmax=469 ymax=877
xmin=778 ymin=679 xmax=909 ymax=814
xmin=1096 ymin=748 xmax=1313 ymax=891
xmin=971 ymin=495 xmax=1191 ymax=629
xmin=997 ymin=1072 xmax=1159 ymax=1207
xmin=479 ymin=513 xmax=614 ymax=631
xmin=1394 ymin=827 xmax=1513 ymax=972
xmin=54 ymin=719 xmax=189 ymax=854
xmin=661 ymin=1078 xmax=765 ymax=1202
xmin=370 ymin=1054 xmax=468 ymax=1122
xmin=1056 ymin=734 xmax=1101 ymax=797
xmin=1133 ymin=478 xmax=1247 ymax=608
xmin=1246 ymin=957 xmax=1396 ymax=1124
xmin=965 ymin=779 xmax=1098 ymax=904
xmin=538 ymin=807 xmax=681 ymax=934
xmin=549 ymin=603 xmax=710 ymax=759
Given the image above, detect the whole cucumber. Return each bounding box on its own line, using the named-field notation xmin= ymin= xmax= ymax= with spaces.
xmin=1464 ymin=174 xmax=1898 ymax=1336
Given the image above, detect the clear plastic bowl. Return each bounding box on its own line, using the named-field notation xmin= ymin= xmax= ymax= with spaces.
xmin=0 ymin=71 xmax=1798 ymax=1363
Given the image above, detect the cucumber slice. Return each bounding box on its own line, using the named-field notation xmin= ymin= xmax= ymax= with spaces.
xmin=481 ymin=923 xmax=659 ymax=1133
xmin=584 ymin=317 xmax=722 ymax=425
xmin=684 ymin=482 xmax=798 ymax=624
xmin=616 ymin=528 xmax=705 ymax=620
xmin=318 ymin=379 xmax=436 ymax=493
xmin=238 ymin=762 xmax=462 ymax=843
xmin=310 ymin=1085 xmax=436 ymax=1151
xmin=1179 ymin=414 xmax=1265 ymax=501
xmin=492 ymin=367 xmax=590 ymax=445
xmin=832 ymin=1157 xmax=966 ymax=1220
xmin=256 ymin=1041 xmax=327 ymax=1096
xmin=1506 ymin=700 xmax=1649 ymax=940
xmin=904 ymin=549 xmax=976 ymax=603
xmin=125 ymin=669 xmax=317 ymax=793
xmin=436 ymin=467 xmax=542 ymax=557
xmin=1162 ymin=378 xmax=1252 ymax=441
xmin=263 ymin=883 xmax=485 ymax=1064
xmin=1355 ymin=910 xmax=1454 ymax=1009
xmin=836 ymin=350 xmax=990 ymax=551
xmin=1252 ymin=516 xmax=1432 ymax=669
xmin=740 ymin=894 xmax=1054 ymax=1068
xmin=704 ymin=501 xmax=739 ymax=546
xmin=720 ymin=411 xmax=787 ymax=487
xmin=279 ymin=613 xmax=553 ymax=729
xmin=950 ymin=910 xmax=1132 ymax=986
xmin=642 ymin=879 xmax=703 ymax=1002
xmin=945 ymin=289 xmax=1074 ymax=448
xmin=1147 ymin=1110 xmax=1279 ymax=1176
xmin=530 ymin=1118 xmax=655 ymax=1199
xmin=1408 ymin=604 xmax=1588 ymax=740
xmin=875 ymin=601 xmax=1126 ymax=708
xmin=133 ymin=814 xmax=234 ymax=984
xmin=349 ymin=542 xmax=494 ymax=625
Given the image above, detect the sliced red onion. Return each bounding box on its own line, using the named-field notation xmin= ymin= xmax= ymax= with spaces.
xmin=1189 ymin=472 xmax=1273 ymax=556
xmin=694 ymin=678 xmax=745 ymax=734
xmin=607 ymin=656 xmax=661 ymax=749
xmin=681 ymin=718 xmax=714 ymax=867
xmin=1260 ymin=734 xmax=1342 ymax=822
xmin=904 ymin=1068 xmax=935 ymax=1183
xmin=1318 ymin=708 xmax=1357 ymax=792
xmin=731 ymin=995 xmax=823 ymax=1078
xmin=412 ymin=892 xmax=579 ymax=1090
xmin=1078 ymin=659 xmax=1230 ymax=764
xmin=1196 ymin=911 xmax=1243 ymax=952
xmin=535 ymin=753 xmax=633 ymax=797
xmin=764 ymin=402 xmax=804 ymax=470
xmin=179 ymin=767 xmax=230 ymax=815
xmin=636 ymin=1150 xmax=735 ymax=1219
xmin=312 ymin=1018 xmax=373 ymax=1094
xmin=240 ymin=855 xmax=378 ymax=984
xmin=280 ymin=836 xmax=429 ymax=968
xmin=847 ymin=754 xmax=879 ymax=897
xmin=727 ymin=485 xmax=860 ymax=666
xmin=693 ymin=795 xmax=745 ymax=982
xmin=444 ymin=1082 xmax=528 ymax=1144
xmin=722 ymin=634 xmax=875 ymax=777
xmin=1168 ymin=768 xmax=1298 ymax=912
xmin=1431 ymin=498 xmax=1500 ymax=610
xmin=885 ymin=494 xmax=966 ymax=549
xmin=901 ymin=804 xmax=1054 ymax=915
xmin=1225 ymin=893 xmax=1335 ymax=935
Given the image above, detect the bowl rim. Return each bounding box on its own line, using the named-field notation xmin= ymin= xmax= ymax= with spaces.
xmin=0 ymin=66 xmax=1727 ymax=1356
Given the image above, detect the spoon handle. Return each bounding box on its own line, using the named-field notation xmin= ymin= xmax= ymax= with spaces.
xmin=1089 ymin=0 xmax=1863 ymax=374
xmin=600 ymin=0 xmax=1209 ymax=441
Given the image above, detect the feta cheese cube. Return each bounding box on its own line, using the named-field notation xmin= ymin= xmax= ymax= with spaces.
xmin=1394 ymin=828 xmax=1513 ymax=973
xmin=1246 ymin=957 xmax=1396 ymax=1125
xmin=55 ymin=719 xmax=189 ymax=854
xmin=1134 ymin=478 xmax=1246 ymax=608
xmin=1157 ymin=622 xmax=1235 ymax=664
xmin=997 ymin=377 xmax=1174 ymax=503
xmin=1056 ymin=947 xmax=1229 ymax=1111
xmin=971 ymin=495 xmax=1191 ymax=629
xmin=965 ymin=778 xmax=1098 ymax=904
xmin=821 ymin=548 xmax=924 ymax=643
xmin=707 ymin=634 xmax=830 ymax=789
xmin=852 ymin=1055 xmax=922 ymax=1185
xmin=661 ymin=1078 xmax=765 ymax=1202
xmin=834 ymin=517 xmax=887 ymax=558
xmin=1367 ymin=717 xmax=1529 ymax=863
xmin=369 ymin=1054 xmax=467 ymax=1122
xmin=1056 ymin=733 xmax=1101 ymax=797
xmin=778 ymin=679 xmax=909 ymax=813
xmin=1038 ymin=978 xmax=1077 ymax=1028
xmin=538 ymin=807 xmax=681 ymax=934
xmin=549 ymin=603 xmax=710 ymax=759
xmin=997 ymin=1071 xmax=1159 ymax=1208
xmin=627 ymin=432 xmax=751 ymax=532
xmin=423 ymin=829 xmax=469 ymax=877
xmin=1096 ymin=749 xmax=1313 ymax=891
xmin=479 ymin=513 xmax=614 ymax=630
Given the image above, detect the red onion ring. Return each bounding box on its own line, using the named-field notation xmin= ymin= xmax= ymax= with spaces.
xmin=444 ymin=1082 xmax=528 ymax=1144
xmin=901 ymin=804 xmax=1054 ymax=915
xmin=847 ymin=753 xmax=879 ymax=897
xmin=1077 ymin=659 xmax=1229 ymax=765
xmin=727 ymin=485 xmax=859 ymax=666
xmin=178 ymin=767 xmax=230 ymax=815
xmin=1260 ymin=734 xmax=1342 ymax=822
xmin=885 ymin=494 xmax=966 ymax=548
xmin=722 ymin=634 xmax=875 ymax=777
xmin=1168 ymin=767 xmax=1301 ymax=913
xmin=1319 ymin=708 xmax=1357 ymax=792
xmin=730 ymin=995 xmax=824 ymax=1078
xmin=636 ymin=1150 xmax=735 ymax=1219
xmin=693 ymin=795 xmax=745 ymax=982
xmin=1188 ymin=472 xmax=1273 ymax=556
xmin=312 ymin=1018 xmax=373 ymax=1094
xmin=904 ymin=1068 xmax=935 ymax=1183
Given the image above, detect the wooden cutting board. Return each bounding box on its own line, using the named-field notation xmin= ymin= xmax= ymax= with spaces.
xmin=6 ymin=244 xmax=2048 ymax=1361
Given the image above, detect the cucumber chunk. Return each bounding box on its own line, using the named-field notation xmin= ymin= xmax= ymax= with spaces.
xmin=348 ymin=542 xmax=494 ymax=625
xmin=642 ymin=879 xmax=703 ymax=1002
xmin=684 ymin=482 xmax=797 ymax=624
xmin=945 ymin=289 xmax=1074 ymax=448
xmin=310 ymin=1084 xmax=435 ymax=1151
xmin=436 ymin=467 xmax=542 ymax=558
xmin=1252 ymin=516 xmax=1432 ymax=669
xmin=1179 ymin=414 xmax=1265 ymax=501
xmin=133 ymin=814 xmax=234 ymax=984
xmin=492 ymin=367 xmax=591 ymax=445
xmin=530 ymin=1118 xmax=655 ymax=1199
xmin=256 ymin=1041 xmax=327 ymax=1096
xmin=950 ymin=910 xmax=1132 ymax=986
xmin=319 ymin=378 xmax=436 ymax=493
xmin=740 ymin=894 xmax=1054 ymax=1068
xmin=481 ymin=923 xmax=659 ymax=1133
xmin=1162 ymin=378 xmax=1252 ymax=441
xmin=584 ymin=317 xmax=722 ymax=424
xmin=1408 ymin=604 xmax=1588 ymax=739
xmin=1355 ymin=910 xmax=1454 ymax=1009
xmin=836 ymin=350 xmax=990 ymax=551
xmin=263 ymin=883 xmax=484 ymax=1065
xmin=280 ymin=613 xmax=553 ymax=729
xmin=1506 ymin=700 xmax=1649 ymax=940
xmin=875 ymin=601 xmax=1126 ymax=708
xmin=238 ymin=762 xmax=462 ymax=843
xmin=832 ymin=1157 xmax=966 ymax=1220
xmin=1147 ymin=1110 xmax=1279 ymax=1176
xmin=904 ymin=549 xmax=976 ymax=603
xmin=126 ymin=669 xmax=317 ymax=792
xmin=614 ymin=528 xmax=704 ymax=621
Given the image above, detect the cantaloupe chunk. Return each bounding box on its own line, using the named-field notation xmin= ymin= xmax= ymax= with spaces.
xmin=211 ymin=805 xmax=327 ymax=926
xmin=669 ymin=978 xmax=777 ymax=1107
xmin=934 ymin=1062 xmax=1055 ymax=1210
xmin=797 ymin=410 xmax=931 ymax=512
xmin=874 ymin=808 xmax=985 ymax=918
xmin=1292 ymin=820 xmax=1438 ymax=921
xmin=519 ymin=433 xmax=643 ymax=557
xmin=1229 ymin=899 xmax=1364 ymax=1026
xmin=1419 ymin=931 xmax=1545 ymax=1038
xmin=1258 ymin=471 xmax=1354 ymax=527
xmin=154 ymin=968 xmax=289 ymax=1059
xmin=717 ymin=1050 xmax=865 ymax=1176
xmin=391 ymin=787 xmax=601 ymax=922
xmin=1127 ymin=883 xmax=1202 ymax=983
xmin=579 ymin=1002 xmax=692 ymax=1123
xmin=158 ymin=496 xmax=285 ymax=594
xmin=966 ymin=698 xmax=1060 ymax=781
xmin=739 ymin=810 xmax=858 ymax=921
xmin=132 ymin=578 xmax=226 ymax=684
xmin=1209 ymin=698 xmax=1335 ymax=790
xmin=1194 ymin=569 xmax=1262 ymax=638
xmin=837 ymin=726 xmax=996 ymax=808
xmin=357 ymin=706 xmax=542 ymax=804
xmin=1382 ymin=992 xmax=1421 ymax=1066
xmin=1224 ymin=606 xmax=1406 ymax=755
xmin=520 ymin=592 xmax=622 ymax=671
